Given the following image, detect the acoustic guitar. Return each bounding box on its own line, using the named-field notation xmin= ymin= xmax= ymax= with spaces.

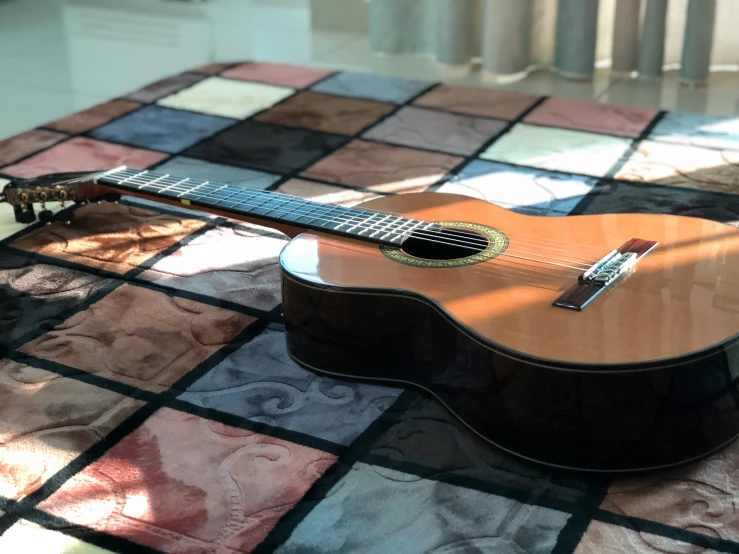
xmin=4 ymin=167 xmax=739 ymax=472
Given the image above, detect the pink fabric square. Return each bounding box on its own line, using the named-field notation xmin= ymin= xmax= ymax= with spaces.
xmin=222 ymin=62 xmax=334 ymax=88
xmin=1 ymin=137 xmax=168 ymax=178
xmin=39 ymin=408 xmax=337 ymax=553
xmin=525 ymin=97 xmax=657 ymax=138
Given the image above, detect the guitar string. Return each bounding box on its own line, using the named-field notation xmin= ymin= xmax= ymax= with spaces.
xmin=100 ymin=168 xmax=596 ymax=256
xmin=101 ymin=169 xmax=598 ymax=262
xmin=99 ymin=168 xmax=602 ymax=256
xmin=98 ymin=171 xmax=595 ymax=270
xmin=105 ymin=173 xmax=591 ymax=271
xmin=294 ymin=236 xmax=577 ymax=285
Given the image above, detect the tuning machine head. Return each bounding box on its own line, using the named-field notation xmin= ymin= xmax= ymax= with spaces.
xmin=1 ymin=171 xmax=109 ymax=224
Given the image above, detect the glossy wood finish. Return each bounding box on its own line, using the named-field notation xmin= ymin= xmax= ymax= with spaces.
xmin=280 ymin=193 xmax=739 ymax=367
xmin=552 ymin=238 xmax=659 ymax=311
xmin=282 ymin=271 xmax=739 ymax=471
xmin=279 ymin=193 xmax=739 ymax=469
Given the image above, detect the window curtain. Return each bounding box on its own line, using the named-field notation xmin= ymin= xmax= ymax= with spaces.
xmin=369 ymin=0 xmax=734 ymax=85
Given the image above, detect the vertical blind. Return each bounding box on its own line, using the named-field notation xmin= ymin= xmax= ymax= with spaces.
xmin=368 ymin=0 xmax=734 ymax=84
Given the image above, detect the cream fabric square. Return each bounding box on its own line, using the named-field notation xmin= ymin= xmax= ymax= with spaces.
xmin=156 ymin=77 xmax=294 ymax=119
xmin=481 ymin=124 xmax=632 ymax=177
xmin=0 ymin=519 xmax=113 ymax=554
xmin=0 ymin=177 xmax=28 ymax=241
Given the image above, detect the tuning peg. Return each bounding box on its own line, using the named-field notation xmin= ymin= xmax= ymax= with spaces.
xmin=13 ymin=204 xmax=36 ymax=224
xmin=39 ymin=210 xmax=55 ymax=225
xmin=58 ymin=210 xmax=75 ymax=225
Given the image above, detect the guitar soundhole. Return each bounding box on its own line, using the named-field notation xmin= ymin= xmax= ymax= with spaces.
xmin=402 ymin=228 xmax=489 ymax=260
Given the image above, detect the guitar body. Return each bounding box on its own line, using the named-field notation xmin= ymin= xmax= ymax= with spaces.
xmin=280 ymin=193 xmax=739 ymax=471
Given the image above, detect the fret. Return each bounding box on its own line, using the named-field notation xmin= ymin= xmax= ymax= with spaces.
xmin=291 ymin=201 xmax=337 ymax=226
xmin=268 ymin=196 xmax=319 ymax=222
xmin=157 ymin=177 xmax=189 ymax=195
xmin=266 ymin=197 xmax=317 ymax=221
xmin=178 ymin=180 xmax=209 ymax=200
xmin=213 ymin=187 xmax=252 ymax=209
xmin=335 ymin=209 xmax=373 ymax=233
xmin=119 ymin=170 xmax=148 ymax=187
xmin=315 ymin=205 xmax=353 ymax=231
xmin=142 ymin=173 xmax=171 ymax=191
xmin=96 ymin=168 xmax=427 ymax=246
xmin=376 ymin=216 xmax=410 ymax=243
xmin=356 ymin=212 xmax=392 ymax=238
xmin=401 ymin=219 xmax=425 ymax=238
xmin=240 ymin=192 xmax=286 ymax=216
xmin=215 ymin=187 xmax=259 ymax=207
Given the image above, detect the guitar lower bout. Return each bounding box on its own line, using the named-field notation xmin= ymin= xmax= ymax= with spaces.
xmin=279 ymin=192 xmax=739 ymax=472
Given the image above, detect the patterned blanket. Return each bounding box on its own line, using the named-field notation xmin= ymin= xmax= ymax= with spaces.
xmin=1 ymin=61 xmax=739 ymax=554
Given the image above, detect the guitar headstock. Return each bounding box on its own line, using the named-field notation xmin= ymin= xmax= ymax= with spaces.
xmin=1 ymin=170 xmax=122 ymax=224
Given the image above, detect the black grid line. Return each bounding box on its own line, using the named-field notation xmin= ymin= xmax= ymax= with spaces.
xmin=425 ymin=95 xmax=550 ymax=193
xmin=1 ymin=507 xmax=166 ymax=554
xmin=0 ymin=306 xmax=281 ymax=543
xmin=602 ymin=110 xmax=668 ymax=181
xmin=260 ymin=82 xmax=441 ymax=193
xmin=593 ymin=509 xmax=739 ymax=554
xmin=0 ymin=133 xmax=73 ymax=174
xmin=551 ymin=491 xmax=610 ymax=554
xmin=0 ymin=243 xmax=274 ymax=328
xmin=252 ymin=391 xmax=418 ymax=553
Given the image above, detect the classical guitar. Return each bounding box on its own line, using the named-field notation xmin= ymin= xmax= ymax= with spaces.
xmin=4 ymin=167 xmax=739 ymax=472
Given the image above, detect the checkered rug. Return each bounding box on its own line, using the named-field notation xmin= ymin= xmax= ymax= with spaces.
xmin=1 ymin=61 xmax=739 ymax=553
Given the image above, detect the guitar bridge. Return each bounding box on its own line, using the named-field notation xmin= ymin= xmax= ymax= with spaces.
xmin=552 ymin=238 xmax=658 ymax=311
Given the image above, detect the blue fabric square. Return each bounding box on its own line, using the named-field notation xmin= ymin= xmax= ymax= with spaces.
xmin=178 ymin=323 xmax=403 ymax=445
xmin=154 ymin=156 xmax=280 ymax=190
xmin=276 ymin=462 xmax=571 ymax=553
xmin=649 ymin=112 xmax=739 ymax=151
xmin=438 ymin=159 xmax=597 ymax=215
xmin=88 ymin=105 xmax=235 ymax=153
xmin=310 ymin=71 xmax=431 ymax=104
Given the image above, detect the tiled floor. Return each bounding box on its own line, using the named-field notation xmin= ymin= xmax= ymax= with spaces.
xmin=2 ymin=0 xmax=739 ymax=141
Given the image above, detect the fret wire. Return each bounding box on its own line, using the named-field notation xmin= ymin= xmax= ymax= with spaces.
xmin=244 ymin=194 xmax=289 ymax=216
xmin=214 ymin=185 xmax=254 ymax=209
xmin=236 ymin=191 xmax=278 ymax=212
xmin=119 ymin=170 xmax=148 ymax=186
xmin=271 ymin=195 xmax=322 ymax=221
xmin=316 ymin=204 xmax=352 ymax=228
xmin=157 ymin=177 xmax=189 ymax=194
xmin=101 ymin=172 xmax=423 ymax=238
xmin=290 ymin=199 xmax=338 ymax=225
xmin=116 ymin=174 xmax=287 ymax=211
xmin=342 ymin=209 xmax=378 ymax=233
xmin=353 ymin=212 xmax=383 ymax=236
xmin=266 ymin=196 xmax=314 ymax=220
xmin=106 ymin=171 xmax=353 ymax=220
xmin=380 ymin=216 xmax=410 ymax=241
xmin=143 ymin=173 xmax=171 ymax=190
xmin=334 ymin=205 xmax=377 ymax=232
xmin=379 ymin=215 xmax=405 ymax=239
xmin=179 ymin=180 xmax=209 ymax=199
xmin=362 ymin=213 xmax=394 ymax=238
xmin=116 ymin=175 xmax=416 ymax=232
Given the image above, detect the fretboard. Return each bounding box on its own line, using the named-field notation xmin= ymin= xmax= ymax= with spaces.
xmin=95 ymin=166 xmax=435 ymax=246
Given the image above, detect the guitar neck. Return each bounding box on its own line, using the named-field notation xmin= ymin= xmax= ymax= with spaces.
xmin=96 ymin=167 xmax=432 ymax=246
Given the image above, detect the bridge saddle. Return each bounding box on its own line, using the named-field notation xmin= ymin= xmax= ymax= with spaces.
xmin=552 ymin=238 xmax=658 ymax=311
xmin=580 ymin=251 xmax=638 ymax=287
